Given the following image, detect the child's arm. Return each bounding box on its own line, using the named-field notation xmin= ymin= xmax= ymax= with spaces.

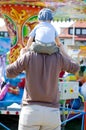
xmin=55 ymin=37 xmax=72 ymax=60
xmin=26 ymin=36 xmax=33 ymax=50
xmin=20 ymin=36 xmax=33 ymax=56
xmin=55 ymin=36 xmax=61 ymax=47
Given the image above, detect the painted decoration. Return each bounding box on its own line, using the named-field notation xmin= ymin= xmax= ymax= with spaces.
xmin=0 ymin=0 xmax=86 ymax=63
xmin=0 ymin=3 xmax=42 ymax=63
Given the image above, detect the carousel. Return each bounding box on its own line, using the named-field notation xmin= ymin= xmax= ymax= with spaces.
xmin=0 ymin=0 xmax=86 ymax=130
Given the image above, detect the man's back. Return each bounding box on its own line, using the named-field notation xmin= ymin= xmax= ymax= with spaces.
xmin=6 ymin=52 xmax=80 ymax=108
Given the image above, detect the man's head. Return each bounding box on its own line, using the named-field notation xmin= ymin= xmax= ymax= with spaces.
xmin=38 ymin=8 xmax=53 ymax=21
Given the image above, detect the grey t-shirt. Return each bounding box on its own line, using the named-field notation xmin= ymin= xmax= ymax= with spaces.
xmin=6 ymin=52 xmax=80 ymax=108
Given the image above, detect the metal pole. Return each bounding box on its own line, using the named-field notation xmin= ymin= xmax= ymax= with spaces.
xmin=84 ymin=101 xmax=86 ymax=130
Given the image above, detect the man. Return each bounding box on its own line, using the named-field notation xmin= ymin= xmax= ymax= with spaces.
xmin=6 ymin=51 xmax=80 ymax=130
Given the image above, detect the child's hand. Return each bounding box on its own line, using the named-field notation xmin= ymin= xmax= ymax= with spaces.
xmin=20 ymin=47 xmax=27 ymax=56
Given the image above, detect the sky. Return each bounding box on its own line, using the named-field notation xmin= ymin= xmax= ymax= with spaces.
xmin=0 ymin=18 xmax=5 ymax=27
xmin=51 ymin=20 xmax=74 ymax=34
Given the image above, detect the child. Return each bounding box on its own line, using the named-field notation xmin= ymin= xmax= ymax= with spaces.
xmin=20 ymin=8 xmax=71 ymax=60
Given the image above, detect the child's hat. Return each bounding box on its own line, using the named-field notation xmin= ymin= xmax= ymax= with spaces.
xmin=38 ymin=8 xmax=53 ymax=21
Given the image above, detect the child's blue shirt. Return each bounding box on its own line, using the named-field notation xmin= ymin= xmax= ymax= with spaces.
xmin=29 ymin=22 xmax=58 ymax=44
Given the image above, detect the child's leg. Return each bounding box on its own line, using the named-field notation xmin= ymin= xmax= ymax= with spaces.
xmin=29 ymin=42 xmax=59 ymax=55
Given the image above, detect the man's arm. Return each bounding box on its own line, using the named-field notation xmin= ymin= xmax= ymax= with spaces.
xmin=6 ymin=55 xmax=26 ymax=78
xmin=60 ymin=54 xmax=80 ymax=74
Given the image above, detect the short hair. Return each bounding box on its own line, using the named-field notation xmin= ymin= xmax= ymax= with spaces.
xmin=38 ymin=8 xmax=53 ymax=21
